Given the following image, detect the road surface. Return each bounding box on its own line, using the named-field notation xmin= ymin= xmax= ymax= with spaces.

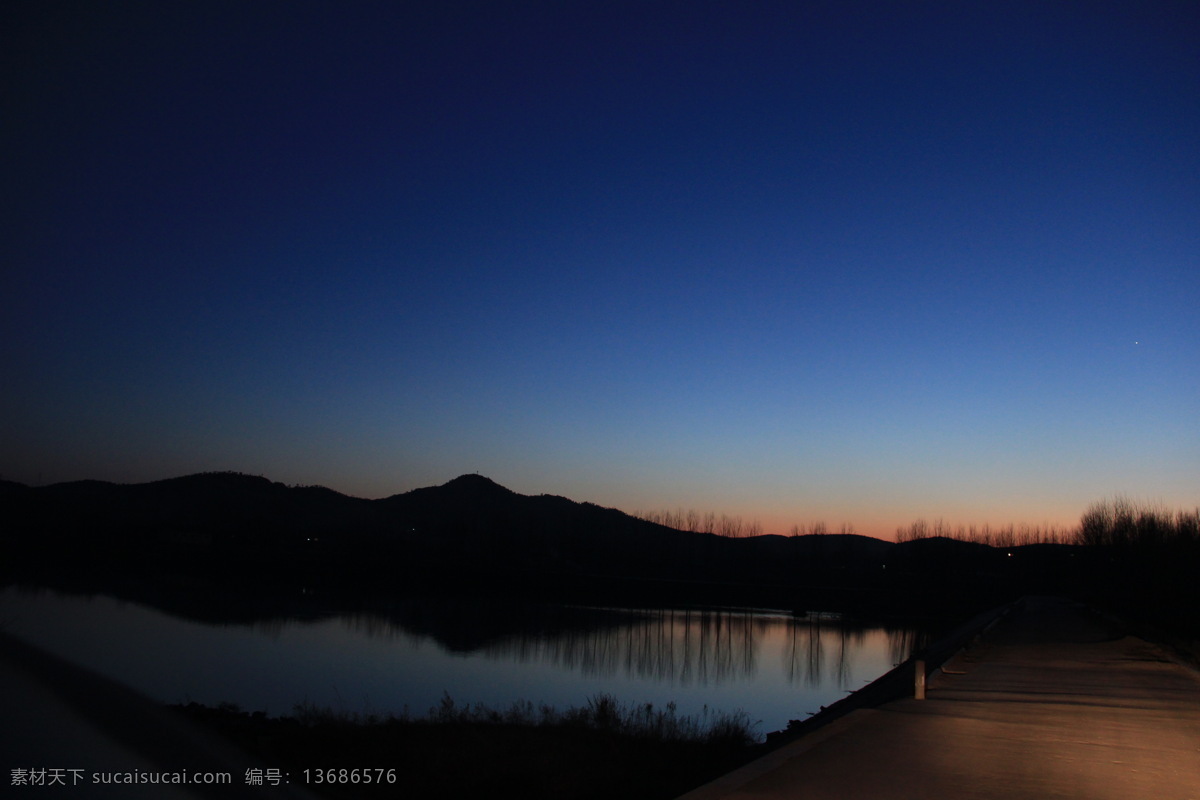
xmin=679 ymin=596 xmax=1200 ymax=800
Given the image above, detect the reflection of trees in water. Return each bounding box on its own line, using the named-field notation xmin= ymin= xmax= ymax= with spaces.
xmin=885 ymin=627 xmax=928 ymax=667
xmin=327 ymin=600 xmax=927 ymax=690
xmin=484 ymin=610 xmax=926 ymax=689
xmin=785 ymin=618 xmax=850 ymax=688
xmin=249 ymin=618 xmax=287 ymax=639
xmin=339 ymin=612 xmax=426 ymax=645
xmin=484 ymin=607 xmax=771 ymax=686
xmin=784 ymin=619 xmax=927 ymax=690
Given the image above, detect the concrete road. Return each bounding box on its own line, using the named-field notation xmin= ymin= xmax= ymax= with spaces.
xmin=680 ymin=597 xmax=1200 ymax=800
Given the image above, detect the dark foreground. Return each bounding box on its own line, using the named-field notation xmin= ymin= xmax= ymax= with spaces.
xmin=172 ymin=700 xmax=759 ymax=800
xmin=1 ymin=626 xmax=758 ymax=800
xmin=6 ymin=597 xmax=1198 ymax=799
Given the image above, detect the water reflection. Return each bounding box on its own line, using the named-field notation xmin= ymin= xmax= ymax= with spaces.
xmin=0 ymin=586 xmax=929 ymax=739
xmin=334 ymin=603 xmax=926 ymax=690
xmin=333 ymin=597 xmax=645 ymax=652
xmin=482 ymin=608 xmax=762 ymax=685
xmin=6 ymin=583 xmax=926 ymax=690
xmin=784 ymin=619 xmax=925 ymax=689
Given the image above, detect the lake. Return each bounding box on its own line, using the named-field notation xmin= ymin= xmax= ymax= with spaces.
xmin=0 ymin=586 xmax=924 ymax=740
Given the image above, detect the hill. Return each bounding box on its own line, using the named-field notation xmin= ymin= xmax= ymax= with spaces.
xmin=0 ymin=472 xmax=1068 ymax=614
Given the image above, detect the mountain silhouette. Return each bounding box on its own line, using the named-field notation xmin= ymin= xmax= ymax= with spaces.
xmin=0 ymin=472 xmax=1054 ymax=613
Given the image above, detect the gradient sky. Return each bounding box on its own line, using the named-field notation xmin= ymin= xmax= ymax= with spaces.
xmin=4 ymin=1 xmax=1197 ymax=537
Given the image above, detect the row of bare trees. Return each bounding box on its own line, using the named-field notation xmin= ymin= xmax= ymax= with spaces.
xmin=786 ymin=521 xmax=857 ymax=537
xmin=1077 ymin=496 xmax=1200 ymax=548
xmin=633 ymin=509 xmax=864 ymax=539
xmin=635 ymin=497 xmax=1198 ymax=548
xmin=893 ymin=518 xmax=1073 ymax=546
xmin=1074 ymin=497 xmax=1200 ymax=640
xmin=893 ymin=498 xmax=1199 ymax=548
xmin=632 ymin=509 xmax=764 ymax=538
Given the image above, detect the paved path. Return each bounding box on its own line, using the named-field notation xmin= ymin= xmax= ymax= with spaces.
xmin=680 ymin=597 xmax=1200 ymax=800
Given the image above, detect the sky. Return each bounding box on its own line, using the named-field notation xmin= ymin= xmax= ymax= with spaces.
xmin=3 ymin=1 xmax=1197 ymax=538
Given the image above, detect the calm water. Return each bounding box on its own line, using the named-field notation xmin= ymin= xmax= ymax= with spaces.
xmin=0 ymin=587 xmax=923 ymax=740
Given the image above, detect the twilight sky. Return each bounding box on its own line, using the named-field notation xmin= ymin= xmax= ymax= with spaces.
xmin=4 ymin=1 xmax=1197 ymax=537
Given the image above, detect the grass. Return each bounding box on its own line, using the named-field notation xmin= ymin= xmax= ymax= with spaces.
xmin=282 ymin=691 xmax=757 ymax=748
xmin=174 ymin=694 xmax=759 ymax=800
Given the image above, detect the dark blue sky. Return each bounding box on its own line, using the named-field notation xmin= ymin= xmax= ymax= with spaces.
xmin=4 ymin=1 xmax=1197 ymax=535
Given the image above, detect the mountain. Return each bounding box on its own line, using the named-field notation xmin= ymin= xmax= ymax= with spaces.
xmin=2 ymin=472 xmax=374 ymax=537
xmin=0 ymin=472 xmax=1053 ymax=613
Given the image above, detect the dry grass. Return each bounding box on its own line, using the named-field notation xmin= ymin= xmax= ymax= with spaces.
xmin=174 ymin=694 xmax=759 ymax=800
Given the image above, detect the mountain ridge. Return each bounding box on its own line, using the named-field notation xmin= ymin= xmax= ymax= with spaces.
xmin=0 ymin=471 xmax=1064 ymax=614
